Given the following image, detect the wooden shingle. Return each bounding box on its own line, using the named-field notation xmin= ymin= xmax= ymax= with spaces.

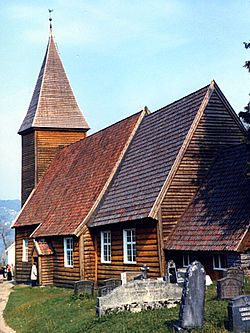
xmin=13 ymin=111 xmax=144 ymax=236
xmin=18 ymin=35 xmax=89 ymax=134
xmin=165 ymin=144 xmax=250 ymax=251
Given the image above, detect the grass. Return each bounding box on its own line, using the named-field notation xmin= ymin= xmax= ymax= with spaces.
xmin=4 ymin=282 xmax=243 ymax=333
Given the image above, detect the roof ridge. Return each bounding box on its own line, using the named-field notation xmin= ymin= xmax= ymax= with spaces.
xmin=32 ymin=36 xmax=51 ymax=128
xmin=150 ymin=83 xmax=210 ymax=116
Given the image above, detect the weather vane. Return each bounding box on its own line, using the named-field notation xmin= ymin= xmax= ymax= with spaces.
xmin=48 ymin=9 xmax=54 ymax=33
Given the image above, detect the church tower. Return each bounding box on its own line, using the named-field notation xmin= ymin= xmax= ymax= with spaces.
xmin=18 ymin=24 xmax=89 ymax=206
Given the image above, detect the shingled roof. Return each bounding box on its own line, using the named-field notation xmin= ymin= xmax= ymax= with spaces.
xmin=13 ymin=111 xmax=144 ymax=236
xmin=18 ymin=35 xmax=89 ymax=134
xmin=165 ymin=144 xmax=250 ymax=252
xmin=90 ymin=84 xmax=211 ymax=227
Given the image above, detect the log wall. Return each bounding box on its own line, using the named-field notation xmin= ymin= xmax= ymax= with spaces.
xmin=15 ymin=226 xmax=37 ymax=283
xmin=50 ymin=236 xmax=80 ymax=288
xmin=95 ymin=220 xmax=161 ymax=281
xmin=161 ymin=92 xmax=245 ymax=243
xmin=40 ymin=255 xmax=54 ymax=286
xmin=82 ymin=226 xmax=96 ymax=281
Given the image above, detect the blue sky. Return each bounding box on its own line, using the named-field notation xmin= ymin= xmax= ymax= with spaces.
xmin=0 ymin=0 xmax=249 ymax=199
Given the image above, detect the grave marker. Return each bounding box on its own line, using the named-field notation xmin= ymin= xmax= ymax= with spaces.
xmin=178 ymin=261 xmax=206 ymax=329
xmin=228 ymin=295 xmax=250 ymax=332
xmin=217 ymin=276 xmax=242 ymax=300
xmin=74 ymin=280 xmax=94 ymax=296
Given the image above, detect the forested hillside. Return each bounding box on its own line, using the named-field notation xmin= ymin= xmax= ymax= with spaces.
xmin=0 ymin=199 xmax=20 ymax=262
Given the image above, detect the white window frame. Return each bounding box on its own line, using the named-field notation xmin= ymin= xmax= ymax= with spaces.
xmin=101 ymin=231 xmax=111 ymax=263
xmin=123 ymin=229 xmax=136 ymax=264
xmin=64 ymin=237 xmax=73 ymax=268
xmin=213 ymin=254 xmax=226 ymax=271
xmin=182 ymin=253 xmax=190 ymax=267
xmin=22 ymin=239 xmax=29 ymax=262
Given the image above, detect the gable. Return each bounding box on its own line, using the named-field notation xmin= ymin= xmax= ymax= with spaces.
xmin=160 ymin=87 xmax=246 ymax=243
xmin=13 ymin=111 xmax=144 ymax=236
xmin=90 ymin=85 xmax=210 ymax=227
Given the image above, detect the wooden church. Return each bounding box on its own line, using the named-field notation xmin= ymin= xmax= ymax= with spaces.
xmin=13 ymin=25 xmax=250 ymax=287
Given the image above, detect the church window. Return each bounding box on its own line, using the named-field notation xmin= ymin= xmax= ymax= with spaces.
xmin=64 ymin=237 xmax=73 ymax=267
xmin=101 ymin=231 xmax=111 ymax=263
xmin=123 ymin=229 xmax=136 ymax=264
xmin=22 ymin=239 xmax=29 ymax=262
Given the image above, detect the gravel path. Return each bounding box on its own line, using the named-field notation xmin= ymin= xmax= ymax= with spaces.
xmin=0 ymin=281 xmax=15 ymax=333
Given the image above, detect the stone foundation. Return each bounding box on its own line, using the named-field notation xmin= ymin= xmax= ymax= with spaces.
xmin=96 ymin=279 xmax=182 ymax=317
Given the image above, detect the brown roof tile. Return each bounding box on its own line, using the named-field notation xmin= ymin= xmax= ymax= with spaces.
xmin=13 ymin=111 xmax=143 ymax=236
xmin=18 ymin=36 xmax=89 ymax=134
xmin=166 ymin=144 xmax=250 ymax=252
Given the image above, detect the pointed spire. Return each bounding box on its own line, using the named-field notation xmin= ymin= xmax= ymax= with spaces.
xmin=18 ymin=23 xmax=89 ymax=134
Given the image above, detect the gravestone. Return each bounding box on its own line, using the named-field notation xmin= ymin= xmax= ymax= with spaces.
xmin=167 ymin=260 xmax=177 ymax=284
xmin=226 ymin=267 xmax=244 ymax=286
xmin=228 ymin=295 xmax=250 ymax=332
xmin=74 ymin=280 xmax=94 ymax=296
xmin=140 ymin=264 xmax=150 ymax=279
xmin=178 ymin=261 xmax=206 ymax=329
xmin=98 ymin=278 xmax=122 ymax=296
xmin=217 ymin=277 xmax=242 ymax=300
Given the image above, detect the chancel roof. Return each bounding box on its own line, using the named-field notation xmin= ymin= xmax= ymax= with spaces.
xmin=165 ymin=144 xmax=250 ymax=252
xmin=18 ymin=35 xmax=89 ymax=134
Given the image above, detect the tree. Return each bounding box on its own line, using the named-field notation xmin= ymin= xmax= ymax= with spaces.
xmin=239 ymin=43 xmax=250 ymax=131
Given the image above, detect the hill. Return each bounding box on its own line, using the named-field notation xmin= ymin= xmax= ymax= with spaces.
xmin=0 ymin=199 xmax=20 ymax=261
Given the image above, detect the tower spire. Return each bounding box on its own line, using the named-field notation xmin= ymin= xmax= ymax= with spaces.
xmin=48 ymin=9 xmax=53 ymax=35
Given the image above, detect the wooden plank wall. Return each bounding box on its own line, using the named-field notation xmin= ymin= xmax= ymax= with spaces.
xmin=50 ymin=236 xmax=80 ymax=288
xmin=36 ymin=130 xmax=86 ymax=184
xmin=82 ymin=226 xmax=96 ymax=281
xmin=41 ymin=255 xmax=54 ymax=286
xmin=21 ymin=130 xmax=86 ymax=206
xmin=161 ymin=91 xmax=245 ymax=243
xmin=15 ymin=226 xmax=37 ymax=283
xmin=95 ymin=220 xmax=161 ymax=281
xmin=21 ymin=133 xmax=35 ymax=206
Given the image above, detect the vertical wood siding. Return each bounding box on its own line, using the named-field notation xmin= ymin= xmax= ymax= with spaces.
xmin=21 ymin=133 xmax=35 ymax=206
xmin=21 ymin=130 xmax=86 ymax=206
xmin=95 ymin=220 xmax=161 ymax=281
xmin=161 ymin=92 xmax=245 ymax=243
xmin=36 ymin=130 xmax=86 ymax=184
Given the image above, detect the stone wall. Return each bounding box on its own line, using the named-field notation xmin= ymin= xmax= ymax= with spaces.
xmin=240 ymin=252 xmax=250 ymax=276
xmin=96 ymin=279 xmax=182 ymax=316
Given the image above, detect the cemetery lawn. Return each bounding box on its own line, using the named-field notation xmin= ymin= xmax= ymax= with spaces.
xmin=4 ymin=282 xmax=248 ymax=333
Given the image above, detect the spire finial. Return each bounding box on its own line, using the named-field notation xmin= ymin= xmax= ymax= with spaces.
xmin=48 ymin=9 xmax=53 ymax=35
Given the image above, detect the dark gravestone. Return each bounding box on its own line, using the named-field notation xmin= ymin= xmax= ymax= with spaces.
xmin=74 ymin=280 xmax=94 ymax=296
xmin=178 ymin=261 xmax=206 ymax=329
xmin=167 ymin=260 xmax=177 ymax=284
xmin=98 ymin=278 xmax=122 ymax=296
xmin=226 ymin=267 xmax=244 ymax=286
xmin=228 ymin=295 xmax=250 ymax=332
xmin=217 ymin=277 xmax=242 ymax=300
xmin=140 ymin=264 xmax=150 ymax=279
